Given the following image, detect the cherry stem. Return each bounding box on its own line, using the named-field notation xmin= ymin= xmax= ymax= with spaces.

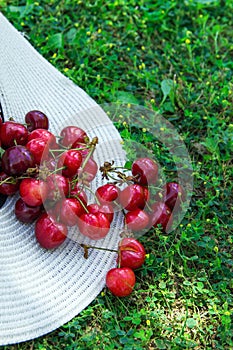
xmin=48 ymin=166 xmax=66 ymax=175
xmin=0 ymin=176 xmax=16 ymax=186
xmin=73 ymin=195 xmax=89 ymax=213
xmin=81 ymin=142 xmax=97 ymax=171
xmin=83 ymin=184 xmax=101 ymax=205
xmin=145 ymin=201 xmax=152 ymax=212
xmin=80 ymin=243 xmax=118 ymax=253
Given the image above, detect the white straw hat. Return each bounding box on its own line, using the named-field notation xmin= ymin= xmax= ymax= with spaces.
xmin=0 ymin=13 xmax=125 ymax=345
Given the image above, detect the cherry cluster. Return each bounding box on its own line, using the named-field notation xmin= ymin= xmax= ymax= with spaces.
xmin=0 ymin=110 xmax=185 ymax=297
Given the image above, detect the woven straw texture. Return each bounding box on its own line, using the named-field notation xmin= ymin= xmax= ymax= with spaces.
xmin=0 ymin=13 xmax=125 ymax=345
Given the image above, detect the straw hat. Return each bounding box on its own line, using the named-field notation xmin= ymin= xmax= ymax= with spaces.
xmin=0 ymin=13 xmax=125 ymax=345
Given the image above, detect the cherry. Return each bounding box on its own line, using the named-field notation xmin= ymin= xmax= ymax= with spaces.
xmin=150 ymin=202 xmax=173 ymax=232
xmin=27 ymin=129 xmax=56 ymax=147
xmin=87 ymin=203 xmax=114 ymax=223
xmin=19 ymin=178 xmax=48 ymax=207
xmin=57 ymin=149 xmax=82 ymax=178
xmin=78 ymin=212 xmax=110 ymax=240
xmin=142 ymin=186 xmax=150 ymax=203
xmin=159 ymin=182 xmax=185 ymax=210
xmin=125 ymin=208 xmax=150 ymax=231
xmin=1 ymin=145 xmax=35 ymax=176
xmin=95 ymin=183 xmax=119 ymax=204
xmin=119 ymin=184 xmax=146 ymax=211
xmin=72 ymin=141 xmax=90 ymax=158
xmin=60 ymin=126 xmax=87 ymax=148
xmin=26 ymin=138 xmax=50 ymax=165
xmin=106 ymin=267 xmax=136 ymax=297
xmin=132 ymin=157 xmax=158 ymax=186
xmin=54 ymin=198 xmax=86 ymax=226
xmin=78 ymin=157 xmax=98 ymax=183
xmin=15 ymin=198 xmax=42 ymax=223
xmin=0 ymin=171 xmax=19 ymax=195
xmin=118 ymin=238 xmax=146 ymax=270
xmin=25 ymin=110 xmax=49 ymax=132
xmin=69 ymin=183 xmax=88 ymax=205
xmin=0 ymin=121 xmax=29 ymax=149
xmin=35 ymin=213 xmax=67 ymax=249
xmin=46 ymin=174 xmax=70 ymax=202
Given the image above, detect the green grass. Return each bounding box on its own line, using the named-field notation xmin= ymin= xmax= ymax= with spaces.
xmin=0 ymin=0 xmax=233 ymax=349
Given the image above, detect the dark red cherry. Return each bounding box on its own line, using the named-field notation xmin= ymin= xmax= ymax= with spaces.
xmin=0 ymin=171 xmax=19 ymax=195
xmin=1 ymin=145 xmax=35 ymax=176
xmin=132 ymin=157 xmax=158 ymax=186
xmin=25 ymin=110 xmax=49 ymax=132
xmin=0 ymin=121 xmax=28 ymax=148
xmin=60 ymin=126 xmax=87 ymax=148
xmin=159 ymin=182 xmax=185 ymax=210
xmin=15 ymin=198 xmax=42 ymax=223
xmin=150 ymin=202 xmax=173 ymax=232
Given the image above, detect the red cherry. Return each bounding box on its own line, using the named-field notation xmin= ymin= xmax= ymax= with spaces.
xmin=35 ymin=213 xmax=67 ymax=249
xmin=69 ymin=183 xmax=88 ymax=205
xmin=60 ymin=126 xmax=87 ymax=148
xmin=0 ymin=171 xmax=19 ymax=195
xmin=132 ymin=157 xmax=158 ymax=186
xmin=28 ymin=129 xmax=56 ymax=147
xmin=118 ymin=238 xmax=146 ymax=269
xmin=125 ymin=208 xmax=150 ymax=231
xmin=25 ymin=110 xmax=49 ymax=132
xmin=1 ymin=145 xmax=35 ymax=176
xmin=95 ymin=184 xmax=119 ymax=204
xmin=159 ymin=182 xmax=185 ymax=210
xmin=106 ymin=267 xmax=136 ymax=297
xmin=0 ymin=121 xmax=29 ymax=149
xmin=72 ymin=141 xmax=90 ymax=158
xmin=87 ymin=203 xmax=114 ymax=223
xmin=54 ymin=198 xmax=86 ymax=226
xmin=78 ymin=212 xmax=110 ymax=240
xmin=142 ymin=186 xmax=150 ymax=202
xmin=46 ymin=174 xmax=69 ymax=202
xmin=57 ymin=149 xmax=82 ymax=178
xmin=150 ymin=202 xmax=173 ymax=231
xmin=119 ymin=184 xmax=146 ymax=211
xmin=19 ymin=178 xmax=48 ymax=207
xmin=15 ymin=198 xmax=42 ymax=223
xmin=78 ymin=157 xmax=98 ymax=183
xmin=26 ymin=138 xmax=50 ymax=164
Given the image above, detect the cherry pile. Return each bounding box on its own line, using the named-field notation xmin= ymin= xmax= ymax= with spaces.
xmin=0 ymin=110 xmax=185 ymax=297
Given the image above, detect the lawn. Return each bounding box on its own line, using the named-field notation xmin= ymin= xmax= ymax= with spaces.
xmin=0 ymin=0 xmax=232 ymax=349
